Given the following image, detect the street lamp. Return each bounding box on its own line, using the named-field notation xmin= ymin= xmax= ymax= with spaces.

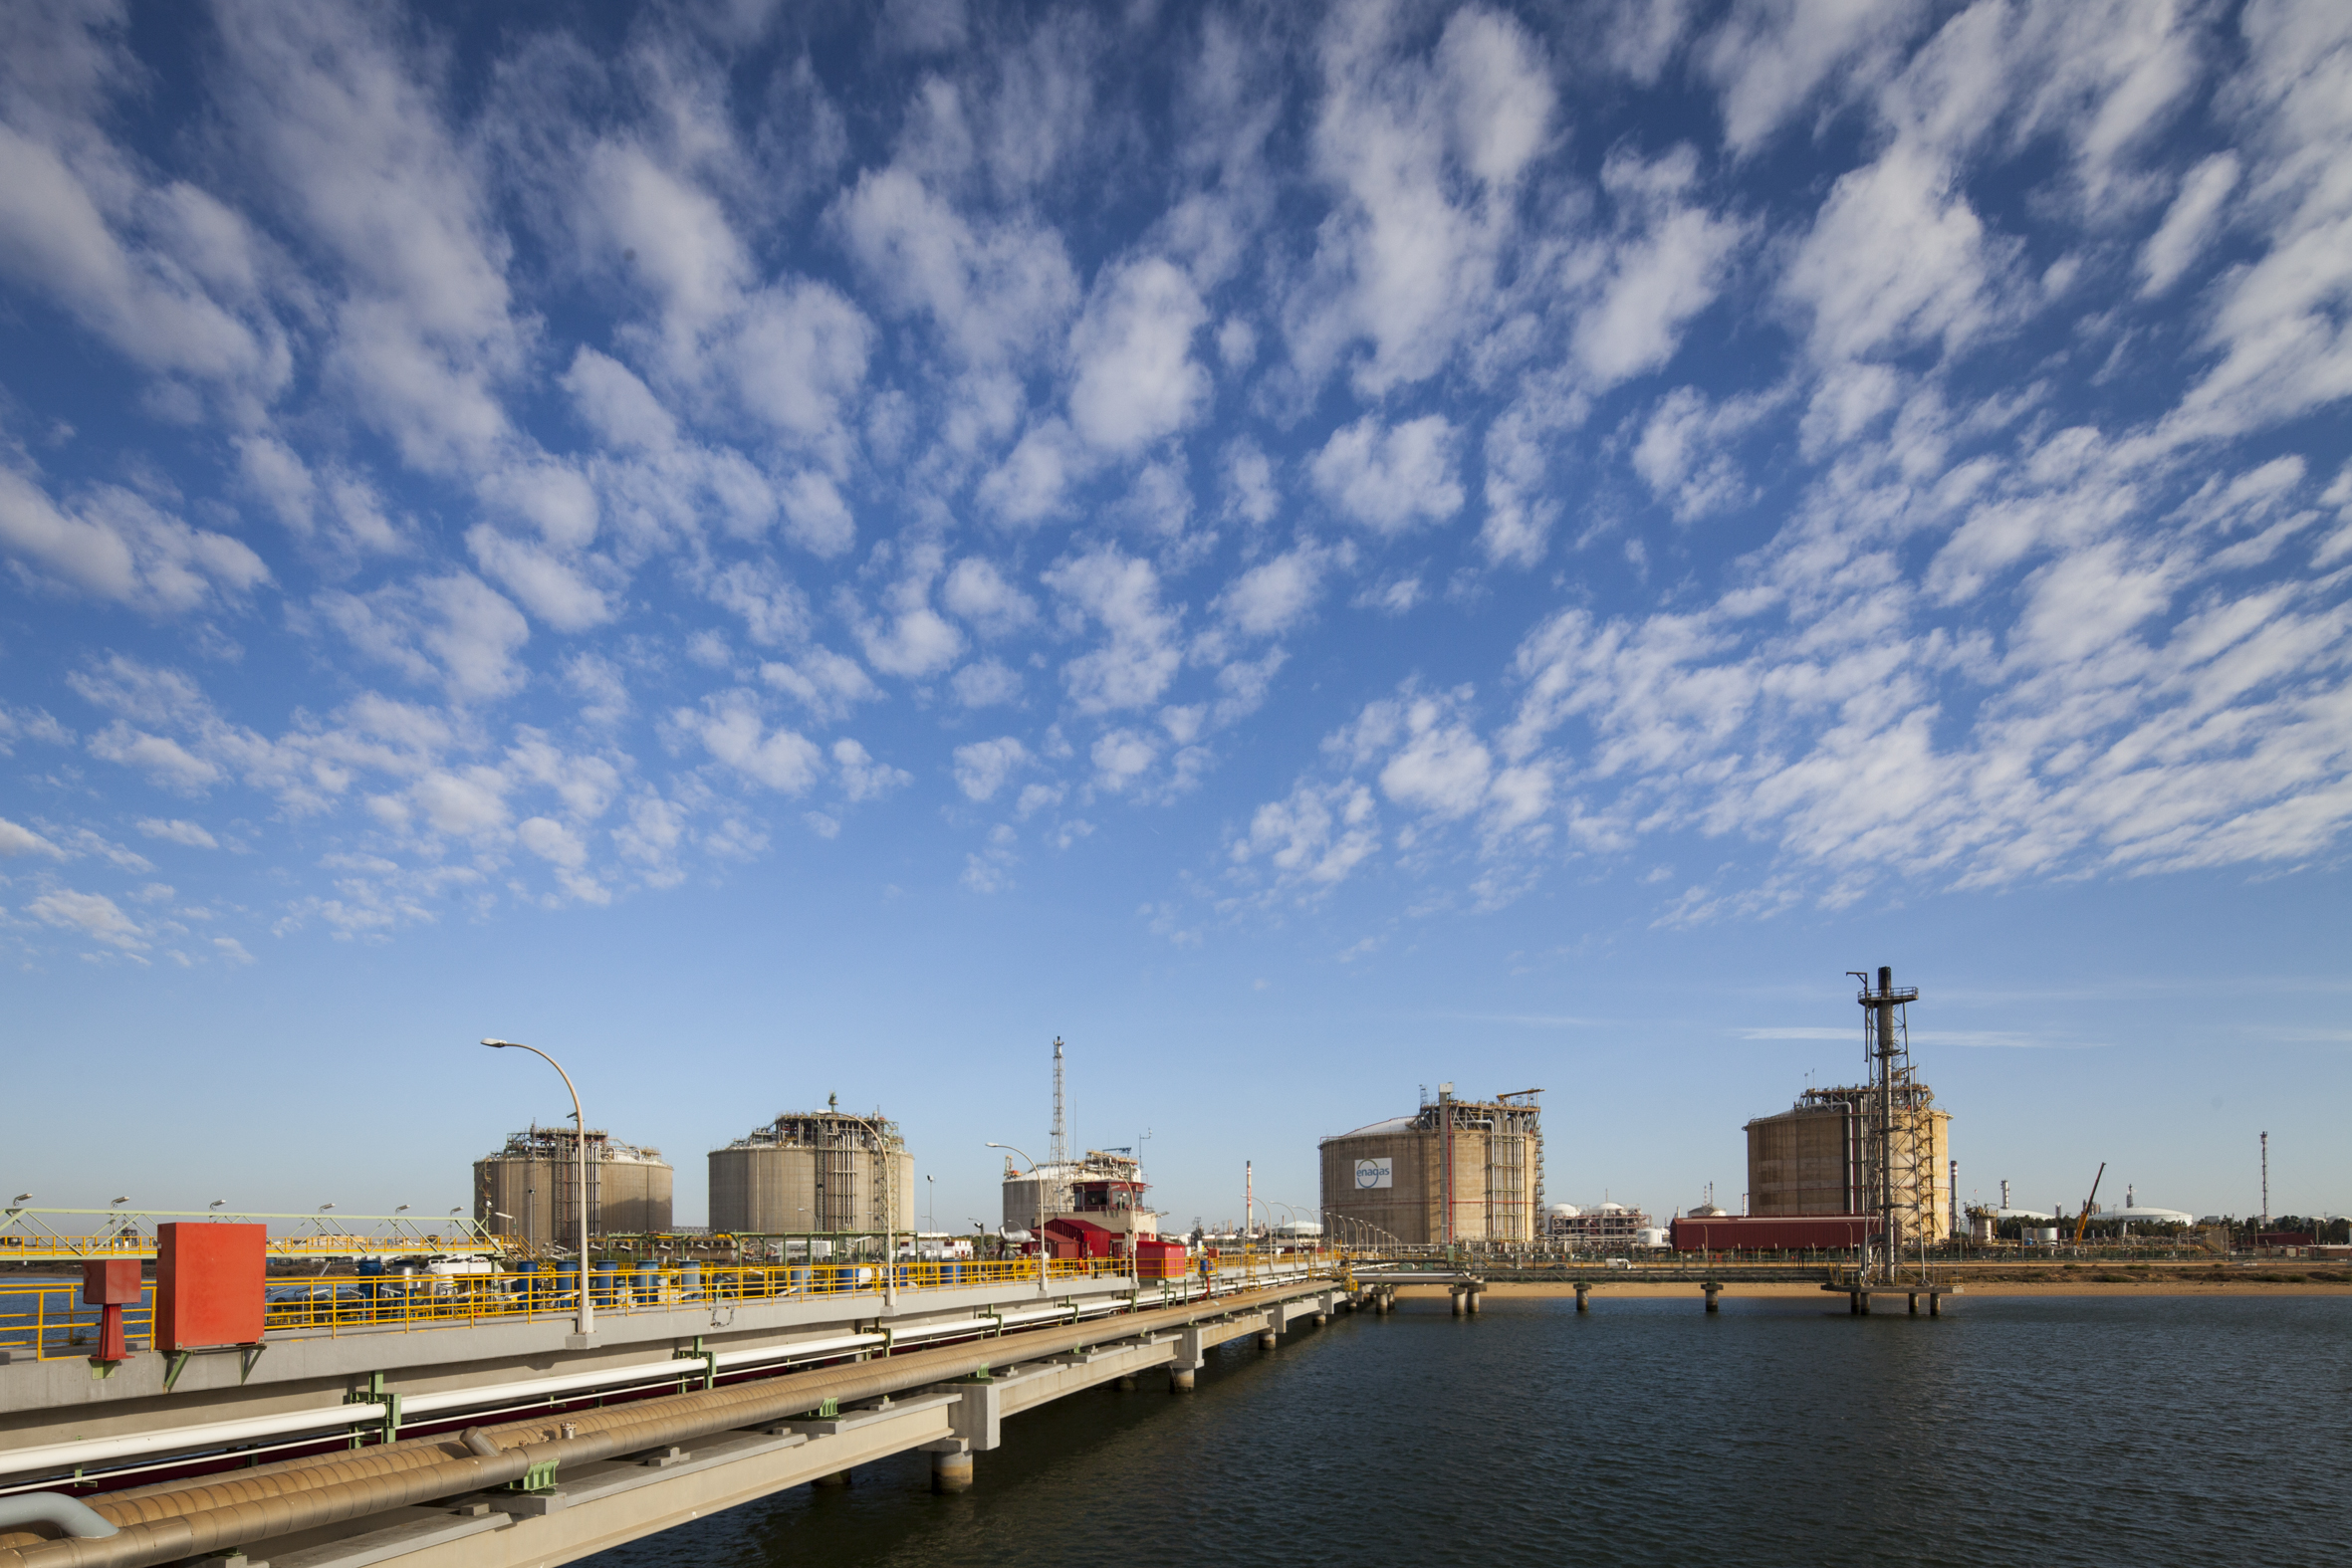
xmin=987 ymin=1142 xmax=1050 ymax=1294
xmin=483 ymin=1038 xmax=592 ymax=1338
xmin=826 ymin=1107 xmax=901 ymax=1309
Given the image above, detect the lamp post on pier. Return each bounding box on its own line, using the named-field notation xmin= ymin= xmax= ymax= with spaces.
xmin=987 ymin=1142 xmax=1049 ymax=1294
xmin=483 ymin=1038 xmax=592 ymax=1339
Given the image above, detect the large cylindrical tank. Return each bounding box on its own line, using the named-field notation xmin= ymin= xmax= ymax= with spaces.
xmin=472 ymin=1130 xmax=673 ymax=1241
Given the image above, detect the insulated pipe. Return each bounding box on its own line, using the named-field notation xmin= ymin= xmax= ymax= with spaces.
xmin=0 ymin=1406 xmax=389 ymax=1483
xmin=0 ymin=1282 xmax=1317 ymax=1568
xmin=0 ymin=1498 xmax=116 ymax=1541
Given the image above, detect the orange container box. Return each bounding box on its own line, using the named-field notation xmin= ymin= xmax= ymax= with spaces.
xmin=156 ymin=1223 xmax=266 ymax=1351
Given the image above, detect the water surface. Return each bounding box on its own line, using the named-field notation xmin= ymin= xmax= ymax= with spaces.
xmin=588 ymin=1292 xmax=2350 ymax=1568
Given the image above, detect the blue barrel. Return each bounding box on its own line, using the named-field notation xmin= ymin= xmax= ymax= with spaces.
xmin=564 ymin=1261 xmax=586 ymax=1307
xmin=594 ymin=1260 xmax=620 ymax=1306
xmin=633 ymin=1261 xmax=660 ymax=1305
xmin=513 ymin=1261 xmax=540 ymax=1306
xmin=680 ymin=1264 xmax=702 ymax=1300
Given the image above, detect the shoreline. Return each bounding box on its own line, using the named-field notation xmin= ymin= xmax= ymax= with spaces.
xmin=1393 ymin=1278 xmax=2349 ymax=1299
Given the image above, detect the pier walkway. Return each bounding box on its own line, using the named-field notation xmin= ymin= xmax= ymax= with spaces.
xmin=0 ymin=1259 xmax=1350 ymax=1568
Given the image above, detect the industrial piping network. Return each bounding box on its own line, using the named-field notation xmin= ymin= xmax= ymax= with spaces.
xmin=0 ymin=1276 xmax=1331 ymax=1568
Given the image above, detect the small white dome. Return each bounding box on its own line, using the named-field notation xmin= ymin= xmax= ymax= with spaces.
xmin=1548 ymin=1204 xmax=1580 ymax=1218
xmin=1599 ymin=1202 xmax=1628 ymax=1214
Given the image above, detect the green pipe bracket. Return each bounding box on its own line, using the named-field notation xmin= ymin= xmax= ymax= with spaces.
xmin=673 ymin=1336 xmax=717 ymax=1391
xmin=509 ymin=1460 xmax=560 ymax=1493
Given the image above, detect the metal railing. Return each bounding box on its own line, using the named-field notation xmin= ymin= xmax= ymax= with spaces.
xmin=0 ymin=1251 xmax=1350 ymax=1358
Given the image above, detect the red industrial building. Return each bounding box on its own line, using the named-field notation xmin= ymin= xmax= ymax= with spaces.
xmin=1670 ymin=1214 xmax=1878 ymax=1251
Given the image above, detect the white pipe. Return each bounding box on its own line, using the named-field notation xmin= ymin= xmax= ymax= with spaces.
xmin=0 ymin=1493 xmax=118 ymax=1538
xmin=0 ymin=1404 xmax=387 ymax=1480
xmin=711 ymin=1333 xmax=880 ymax=1371
xmin=401 ymin=1358 xmax=691 ymax=1417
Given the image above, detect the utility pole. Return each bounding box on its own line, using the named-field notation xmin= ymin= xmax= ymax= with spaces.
xmin=2260 ymin=1131 xmax=2269 ymax=1228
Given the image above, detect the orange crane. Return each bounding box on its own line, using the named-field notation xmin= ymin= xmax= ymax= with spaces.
xmin=2071 ymin=1162 xmax=2107 ymax=1244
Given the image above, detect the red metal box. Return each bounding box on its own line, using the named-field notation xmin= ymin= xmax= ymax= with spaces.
xmin=156 ymin=1223 xmax=266 ymax=1351
xmin=82 ymin=1258 xmax=142 ymax=1304
xmin=1134 ymin=1238 xmax=1188 ymax=1279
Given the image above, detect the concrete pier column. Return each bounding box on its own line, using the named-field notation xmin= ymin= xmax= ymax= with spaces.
xmin=1859 ymin=1292 xmax=1873 ymax=1316
xmin=1169 ymin=1367 xmax=1195 ymax=1392
xmin=1450 ymin=1288 xmax=1466 ymax=1317
xmin=1256 ymin=1329 xmax=1279 ymax=1350
xmin=1467 ymin=1289 xmax=1482 ymax=1315
xmin=1703 ymin=1283 xmax=1721 ymax=1314
xmin=1908 ymin=1292 xmax=1919 ymax=1316
xmin=1376 ymin=1289 xmax=1393 ymax=1315
xmin=815 ymin=1469 xmax=852 ymax=1488
xmin=1116 ymin=1374 xmax=1137 ymax=1391
xmin=1312 ymin=1312 xmax=1328 ymax=1327
xmin=928 ymin=1444 xmax=972 ymax=1494
xmin=1848 ymin=1291 xmax=1861 ymax=1315
xmin=1929 ymin=1292 xmax=1942 ymax=1317
xmin=1574 ymin=1282 xmax=1590 ymax=1313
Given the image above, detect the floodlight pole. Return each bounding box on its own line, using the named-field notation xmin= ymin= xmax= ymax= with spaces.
xmin=484 ymin=1039 xmax=592 ymax=1337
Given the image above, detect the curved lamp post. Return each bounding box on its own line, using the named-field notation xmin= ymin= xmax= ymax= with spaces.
xmin=986 ymin=1142 xmax=1050 ymax=1294
xmin=827 ymin=1109 xmax=900 ymax=1309
xmin=483 ymin=1038 xmax=592 ymax=1337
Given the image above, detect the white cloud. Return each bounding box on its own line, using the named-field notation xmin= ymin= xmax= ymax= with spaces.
xmin=212 ymin=936 xmax=256 ymax=965
xmin=950 ymin=660 xmax=1024 ymax=708
xmin=27 ymin=887 xmax=146 ymax=950
xmin=136 ymin=817 xmax=218 ymax=849
xmin=465 ymin=527 xmax=613 ymax=632
xmin=1569 ymin=146 xmax=1746 ymax=391
xmin=1090 ymin=728 xmax=1157 ymax=790
xmin=779 ymin=471 xmax=856 ymax=559
xmin=1701 ymin=0 xmax=1928 ymax=156
xmin=1229 ymin=779 xmax=1380 ymax=891
xmin=760 ymin=648 xmax=880 ymax=723
xmin=1632 ymin=386 xmax=1779 ymax=522
xmin=844 ymin=547 xmax=965 ymax=678
xmin=953 ymin=737 xmax=1030 ymax=801
xmin=942 ymin=557 xmax=1037 ymax=635
xmin=1309 ymin=414 xmax=1464 ymax=534
xmin=1214 ymin=542 xmax=1340 ymax=638
xmin=2138 ymin=151 xmax=2238 ymax=297
xmin=0 ymin=467 xmax=269 ymax=614
xmin=318 ymin=573 xmax=531 ymax=703
xmin=835 ymin=164 xmax=1077 ymax=366
xmin=1287 ymin=4 xmax=1554 ymax=395
xmin=831 ymin=738 xmax=909 ymax=801
xmin=0 ymin=817 xmax=66 ymax=859
xmin=1782 ymin=142 xmax=2006 ymax=368
xmin=1067 ymin=255 xmax=1211 ymax=451
xmin=673 ymin=691 xmax=823 ymax=794
xmin=1043 ymin=547 xmax=1183 ymax=714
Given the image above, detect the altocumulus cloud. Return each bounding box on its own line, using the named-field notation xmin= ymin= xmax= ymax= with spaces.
xmin=0 ymin=0 xmax=2344 ymax=962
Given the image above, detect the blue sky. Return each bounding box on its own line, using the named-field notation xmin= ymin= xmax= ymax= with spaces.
xmin=2 ymin=0 xmax=2346 ymax=1233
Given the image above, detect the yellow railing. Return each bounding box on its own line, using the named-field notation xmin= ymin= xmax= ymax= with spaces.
xmin=1 ymin=1251 xmax=1346 ymax=1356
xmin=0 ymin=1283 xmax=158 ymax=1363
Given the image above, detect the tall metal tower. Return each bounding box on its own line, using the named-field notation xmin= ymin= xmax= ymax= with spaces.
xmin=2259 ymin=1131 xmax=2268 ymax=1227
xmin=1050 ymin=1036 xmax=1067 ymax=1168
xmin=1851 ymin=965 xmax=1925 ymax=1283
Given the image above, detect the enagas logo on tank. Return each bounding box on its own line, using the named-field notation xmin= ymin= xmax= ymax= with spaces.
xmin=1354 ymin=1158 xmax=1393 ymax=1190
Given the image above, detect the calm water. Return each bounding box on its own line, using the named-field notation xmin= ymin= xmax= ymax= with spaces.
xmin=588 ymin=1292 xmax=2351 ymax=1568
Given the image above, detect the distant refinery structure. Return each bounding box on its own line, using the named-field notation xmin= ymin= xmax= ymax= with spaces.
xmin=1679 ymin=966 xmax=1954 ymax=1254
xmin=1319 ymin=1086 xmax=1544 ymax=1245
xmin=997 ymin=1038 xmax=1165 ymax=1260
xmin=472 ymin=1126 xmax=673 ymax=1243
xmin=708 ymin=1096 xmax=915 ymax=1236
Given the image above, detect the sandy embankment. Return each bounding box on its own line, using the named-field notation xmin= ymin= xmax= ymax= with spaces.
xmin=1391 ymin=1277 xmax=2350 ymax=1300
